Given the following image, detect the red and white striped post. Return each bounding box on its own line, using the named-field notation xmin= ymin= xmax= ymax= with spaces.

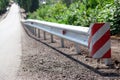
xmin=88 ymin=23 xmax=112 ymax=66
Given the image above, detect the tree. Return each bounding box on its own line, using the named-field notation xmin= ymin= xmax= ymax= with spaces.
xmin=0 ymin=0 xmax=9 ymax=14
xmin=16 ymin=0 xmax=39 ymax=12
xmin=30 ymin=0 xmax=39 ymax=12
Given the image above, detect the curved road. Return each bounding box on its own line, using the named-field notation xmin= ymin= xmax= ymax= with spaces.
xmin=0 ymin=4 xmax=22 ymax=80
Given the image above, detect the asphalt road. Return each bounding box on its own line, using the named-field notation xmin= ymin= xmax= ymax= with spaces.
xmin=0 ymin=3 xmax=22 ymax=80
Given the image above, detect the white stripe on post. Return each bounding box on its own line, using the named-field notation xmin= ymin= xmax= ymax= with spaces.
xmin=93 ymin=39 xmax=111 ymax=58
xmin=89 ymin=23 xmax=110 ymax=52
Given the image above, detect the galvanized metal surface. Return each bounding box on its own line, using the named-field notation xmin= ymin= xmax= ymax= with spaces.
xmin=22 ymin=19 xmax=89 ymax=47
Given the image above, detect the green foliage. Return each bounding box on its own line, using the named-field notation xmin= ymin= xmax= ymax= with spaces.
xmin=0 ymin=0 xmax=9 ymax=14
xmin=28 ymin=2 xmax=68 ymax=24
xmin=112 ymin=0 xmax=120 ymax=35
xmin=28 ymin=0 xmax=120 ymax=35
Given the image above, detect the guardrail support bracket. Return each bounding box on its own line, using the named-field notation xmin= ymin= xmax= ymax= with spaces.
xmin=61 ymin=38 xmax=64 ymax=48
xmin=43 ymin=31 xmax=46 ymax=40
xmin=75 ymin=43 xmax=81 ymax=54
xmin=38 ymin=29 xmax=40 ymax=38
xmin=51 ymin=34 xmax=54 ymax=43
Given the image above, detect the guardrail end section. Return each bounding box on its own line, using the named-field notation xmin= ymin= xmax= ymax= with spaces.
xmin=88 ymin=23 xmax=112 ymax=65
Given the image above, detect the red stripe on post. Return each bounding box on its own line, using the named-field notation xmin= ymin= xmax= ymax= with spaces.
xmin=91 ymin=23 xmax=105 ymax=36
xmin=91 ymin=30 xmax=110 ymax=56
xmin=102 ymin=49 xmax=111 ymax=58
xmin=88 ymin=23 xmax=105 ymax=48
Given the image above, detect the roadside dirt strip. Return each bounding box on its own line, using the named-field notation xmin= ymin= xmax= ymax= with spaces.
xmin=17 ymin=26 xmax=120 ymax=80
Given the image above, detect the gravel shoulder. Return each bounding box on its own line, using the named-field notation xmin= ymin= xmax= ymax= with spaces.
xmin=17 ymin=26 xmax=120 ymax=80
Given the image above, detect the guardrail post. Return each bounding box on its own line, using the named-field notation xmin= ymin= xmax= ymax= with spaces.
xmin=51 ymin=34 xmax=54 ymax=43
xmin=33 ymin=28 xmax=35 ymax=35
xmin=27 ymin=26 xmax=30 ymax=31
xmin=34 ymin=28 xmax=37 ymax=36
xmin=28 ymin=26 xmax=30 ymax=31
xmin=32 ymin=27 xmax=35 ymax=35
xmin=38 ymin=29 xmax=40 ymax=38
xmin=61 ymin=38 xmax=64 ymax=48
xmin=75 ymin=43 xmax=81 ymax=54
xmin=104 ymin=58 xmax=112 ymax=66
xmin=30 ymin=27 xmax=32 ymax=33
xmin=31 ymin=27 xmax=34 ymax=35
xmin=43 ymin=31 xmax=46 ymax=40
xmin=88 ymin=23 xmax=112 ymax=66
xmin=36 ymin=28 xmax=39 ymax=37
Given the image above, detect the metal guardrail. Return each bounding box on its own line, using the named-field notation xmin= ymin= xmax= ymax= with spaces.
xmin=23 ymin=19 xmax=89 ymax=46
xmin=22 ymin=19 xmax=112 ymax=66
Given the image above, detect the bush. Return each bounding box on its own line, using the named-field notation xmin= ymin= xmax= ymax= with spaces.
xmin=28 ymin=0 xmax=120 ymax=35
xmin=111 ymin=0 xmax=120 ymax=35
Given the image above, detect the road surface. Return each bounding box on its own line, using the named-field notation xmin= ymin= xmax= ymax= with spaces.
xmin=0 ymin=3 xmax=22 ymax=80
